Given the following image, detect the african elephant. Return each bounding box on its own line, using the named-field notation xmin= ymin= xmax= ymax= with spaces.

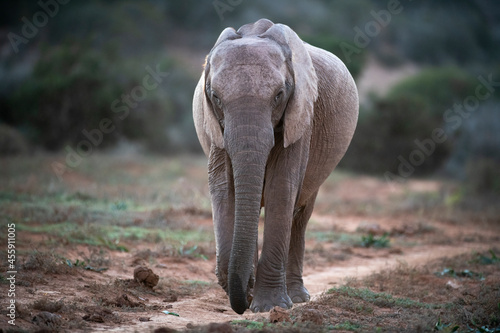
xmin=193 ymin=19 xmax=358 ymax=314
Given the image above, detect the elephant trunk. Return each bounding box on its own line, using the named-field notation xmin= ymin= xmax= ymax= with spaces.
xmin=225 ymin=108 xmax=274 ymax=314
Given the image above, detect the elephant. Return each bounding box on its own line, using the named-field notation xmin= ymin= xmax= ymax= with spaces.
xmin=192 ymin=18 xmax=358 ymax=314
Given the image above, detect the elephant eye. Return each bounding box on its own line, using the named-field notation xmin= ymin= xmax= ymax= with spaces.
xmin=212 ymin=92 xmax=222 ymax=107
xmin=274 ymin=91 xmax=284 ymax=103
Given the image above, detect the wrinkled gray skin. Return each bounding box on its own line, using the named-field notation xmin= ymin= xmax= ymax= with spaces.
xmin=193 ymin=19 xmax=358 ymax=314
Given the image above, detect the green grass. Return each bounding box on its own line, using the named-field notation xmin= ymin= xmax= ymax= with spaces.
xmin=360 ymin=233 xmax=390 ymax=248
xmin=327 ymin=286 xmax=441 ymax=309
xmin=17 ymin=222 xmax=213 ymax=250
xmin=333 ymin=320 xmax=361 ymax=331
xmin=232 ymin=320 xmax=267 ymax=330
xmin=306 ymin=230 xmax=362 ymax=245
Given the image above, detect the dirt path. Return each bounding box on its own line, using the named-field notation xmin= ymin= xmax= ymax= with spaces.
xmin=2 ymin=155 xmax=499 ymax=332
xmin=85 ymin=214 xmax=493 ymax=332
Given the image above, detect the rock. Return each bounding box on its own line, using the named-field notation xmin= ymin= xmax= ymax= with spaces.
xmin=446 ymin=280 xmax=461 ymax=289
xmin=269 ymin=306 xmax=291 ymax=323
xmin=134 ymin=266 xmax=159 ymax=288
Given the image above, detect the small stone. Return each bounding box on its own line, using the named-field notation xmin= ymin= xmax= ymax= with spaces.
xmin=446 ymin=280 xmax=461 ymax=289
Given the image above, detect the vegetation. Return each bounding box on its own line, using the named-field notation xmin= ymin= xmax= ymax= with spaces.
xmin=341 ymin=67 xmax=480 ymax=175
xmin=1 ymin=1 xmax=499 ymax=166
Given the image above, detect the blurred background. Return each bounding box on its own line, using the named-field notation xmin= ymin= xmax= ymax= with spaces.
xmin=1 ymin=0 xmax=499 ymax=196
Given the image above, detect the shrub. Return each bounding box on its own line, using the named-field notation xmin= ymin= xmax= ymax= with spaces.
xmin=465 ymin=158 xmax=500 ymax=195
xmin=0 ymin=123 xmax=29 ymax=156
xmin=303 ymin=34 xmax=366 ymax=80
xmin=10 ymin=42 xmax=125 ymax=150
xmin=340 ymin=67 xmax=478 ymax=175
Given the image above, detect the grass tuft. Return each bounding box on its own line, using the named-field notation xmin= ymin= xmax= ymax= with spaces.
xmin=327 ymin=286 xmax=440 ymax=309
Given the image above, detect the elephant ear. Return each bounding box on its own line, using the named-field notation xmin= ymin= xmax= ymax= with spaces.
xmin=259 ymin=24 xmax=318 ymax=148
xmin=202 ymin=27 xmax=242 ymax=149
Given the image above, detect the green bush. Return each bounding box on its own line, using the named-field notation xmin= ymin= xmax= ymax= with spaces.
xmin=465 ymin=158 xmax=500 ymax=195
xmin=10 ymin=42 xmax=124 ymax=150
xmin=8 ymin=41 xmax=185 ymax=152
xmin=0 ymin=123 xmax=29 ymax=156
xmin=303 ymin=34 xmax=366 ymax=80
xmin=340 ymin=67 xmax=478 ymax=175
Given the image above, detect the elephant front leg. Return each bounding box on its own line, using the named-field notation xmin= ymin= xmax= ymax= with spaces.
xmin=208 ymin=147 xmax=235 ymax=292
xmin=286 ymin=190 xmax=318 ymax=303
xmin=249 ymin=144 xmax=308 ymax=312
xmin=250 ymin=188 xmax=294 ymax=312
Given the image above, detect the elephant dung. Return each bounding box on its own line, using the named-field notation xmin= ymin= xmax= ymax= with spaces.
xmin=269 ymin=306 xmax=291 ymax=323
xmin=134 ymin=266 xmax=159 ymax=288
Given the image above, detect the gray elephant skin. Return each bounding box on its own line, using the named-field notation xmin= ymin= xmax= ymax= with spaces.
xmin=193 ymin=19 xmax=358 ymax=314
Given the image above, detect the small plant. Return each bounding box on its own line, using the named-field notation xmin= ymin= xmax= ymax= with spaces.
xmin=435 ymin=268 xmax=484 ymax=280
xmin=65 ymin=258 xmax=108 ymax=272
xmin=66 ymin=259 xmax=86 ymax=268
xmin=327 ymin=286 xmax=438 ymax=309
xmin=434 ymin=318 xmax=459 ymax=332
xmin=112 ymin=201 xmax=128 ymax=211
xmin=22 ymin=250 xmax=74 ymax=275
xmin=176 ymin=243 xmax=207 ymax=260
xmin=476 ymin=250 xmax=500 ymax=265
xmin=334 ymin=320 xmax=361 ymax=331
xmin=232 ymin=320 xmax=267 ymax=330
xmin=360 ymin=233 xmax=390 ymax=248
xmin=32 ymin=299 xmax=64 ymax=313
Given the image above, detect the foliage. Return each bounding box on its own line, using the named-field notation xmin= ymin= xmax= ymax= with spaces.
xmin=333 ymin=321 xmax=361 ymax=331
xmin=10 ymin=42 xmax=124 ymax=150
xmin=341 ymin=67 xmax=479 ymax=175
xmin=434 ymin=318 xmax=459 ymax=332
xmin=464 ymin=158 xmax=500 ymax=196
xmin=0 ymin=123 xmax=29 ymax=156
xmin=360 ymin=233 xmax=390 ymax=248
xmin=1 ymin=0 xmax=500 ymax=160
xmin=302 ymin=34 xmax=366 ymax=79
xmin=327 ymin=286 xmax=439 ymax=309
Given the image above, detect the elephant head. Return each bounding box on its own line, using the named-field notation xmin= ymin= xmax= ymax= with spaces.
xmin=199 ymin=19 xmax=318 ymax=314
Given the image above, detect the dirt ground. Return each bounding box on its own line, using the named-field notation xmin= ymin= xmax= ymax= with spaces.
xmin=0 ymin=154 xmax=499 ymax=332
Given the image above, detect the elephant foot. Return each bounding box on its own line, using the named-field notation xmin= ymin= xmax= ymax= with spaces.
xmin=287 ymin=283 xmax=310 ymax=303
xmin=249 ymin=287 xmax=292 ymax=313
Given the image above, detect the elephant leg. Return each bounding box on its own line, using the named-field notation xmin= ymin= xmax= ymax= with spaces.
xmin=208 ymin=146 xmax=235 ymax=292
xmin=250 ymin=144 xmax=309 ymax=312
xmin=286 ymin=190 xmax=318 ymax=303
xmin=250 ymin=188 xmax=294 ymax=312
